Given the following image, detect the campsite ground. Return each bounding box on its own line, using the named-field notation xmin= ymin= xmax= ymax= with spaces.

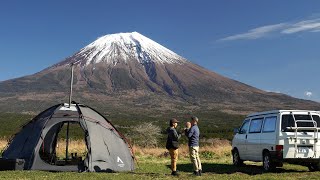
xmin=1 ymin=142 xmax=320 ymax=179
xmin=0 ymin=154 xmax=319 ymax=179
xmin=0 ymin=112 xmax=318 ymax=179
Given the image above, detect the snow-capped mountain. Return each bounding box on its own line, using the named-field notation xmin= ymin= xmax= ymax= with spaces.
xmin=55 ymin=32 xmax=186 ymax=68
xmin=46 ymin=32 xmax=262 ymax=97
xmin=0 ymin=32 xmax=319 ymax=113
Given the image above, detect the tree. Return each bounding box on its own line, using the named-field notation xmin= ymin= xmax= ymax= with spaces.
xmin=130 ymin=122 xmax=161 ymax=147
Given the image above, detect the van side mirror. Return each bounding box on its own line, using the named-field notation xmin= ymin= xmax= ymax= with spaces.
xmin=233 ymin=128 xmax=239 ymax=134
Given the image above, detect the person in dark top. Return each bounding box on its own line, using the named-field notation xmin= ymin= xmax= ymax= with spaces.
xmin=185 ymin=116 xmax=202 ymax=176
xmin=166 ymin=118 xmax=181 ymax=176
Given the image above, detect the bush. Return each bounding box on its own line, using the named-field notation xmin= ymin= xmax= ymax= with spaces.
xmin=128 ymin=122 xmax=161 ymax=147
xmin=200 ymin=151 xmax=215 ymax=159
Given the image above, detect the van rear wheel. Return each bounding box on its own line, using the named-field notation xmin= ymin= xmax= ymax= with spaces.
xmin=263 ymin=152 xmax=275 ymax=172
xmin=232 ymin=149 xmax=243 ymax=166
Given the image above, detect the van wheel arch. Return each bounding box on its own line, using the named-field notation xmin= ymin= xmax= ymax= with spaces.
xmin=262 ymin=150 xmax=275 ymax=172
xmin=232 ymin=148 xmax=243 ymax=166
xmin=262 ymin=149 xmax=269 ymax=157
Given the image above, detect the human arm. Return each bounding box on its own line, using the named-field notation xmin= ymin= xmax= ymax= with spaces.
xmin=187 ymin=126 xmax=194 ymax=138
xmin=172 ymin=128 xmax=181 ymax=140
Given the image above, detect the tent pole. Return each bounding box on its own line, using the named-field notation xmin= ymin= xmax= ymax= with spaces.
xmin=69 ymin=63 xmax=74 ymax=108
xmin=66 ymin=122 xmax=70 ymax=163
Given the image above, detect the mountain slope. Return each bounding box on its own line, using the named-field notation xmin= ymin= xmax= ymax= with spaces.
xmin=0 ymin=32 xmax=319 ymax=113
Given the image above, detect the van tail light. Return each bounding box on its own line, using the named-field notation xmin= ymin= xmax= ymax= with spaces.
xmin=276 ymin=145 xmax=283 ymax=157
xmin=276 ymin=145 xmax=283 ymax=151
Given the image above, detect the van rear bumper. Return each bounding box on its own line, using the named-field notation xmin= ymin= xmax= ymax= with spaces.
xmin=284 ymin=158 xmax=320 ymax=164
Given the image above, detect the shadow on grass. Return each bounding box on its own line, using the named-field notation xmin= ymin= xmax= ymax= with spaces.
xmin=167 ymin=163 xmax=307 ymax=175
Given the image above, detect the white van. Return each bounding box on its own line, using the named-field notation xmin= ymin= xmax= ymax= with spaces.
xmin=232 ymin=110 xmax=320 ymax=171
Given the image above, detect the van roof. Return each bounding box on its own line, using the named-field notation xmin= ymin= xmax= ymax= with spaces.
xmin=247 ymin=110 xmax=320 ymax=118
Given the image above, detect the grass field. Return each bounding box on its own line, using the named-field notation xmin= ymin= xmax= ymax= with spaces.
xmin=0 ymin=112 xmax=245 ymax=141
xmin=1 ymin=140 xmax=320 ymax=179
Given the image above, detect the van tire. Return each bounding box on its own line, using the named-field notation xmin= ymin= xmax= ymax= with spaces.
xmin=232 ymin=149 xmax=243 ymax=166
xmin=308 ymin=163 xmax=320 ymax=171
xmin=263 ymin=152 xmax=275 ymax=172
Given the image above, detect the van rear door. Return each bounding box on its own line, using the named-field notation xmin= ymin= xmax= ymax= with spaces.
xmin=281 ymin=113 xmax=320 ymax=159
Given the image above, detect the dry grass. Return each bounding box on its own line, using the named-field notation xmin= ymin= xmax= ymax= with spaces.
xmin=0 ymin=139 xmax=87 ymax=158
xmin=55 ymin=139 xmax=87 ymax=158
xmin=133 ymin=138 xmax=231 ymax=159
xmin=0 ymin=138 xmax=8 ymax=152
xmin=0 ymin=138 xmax=231 ymax=160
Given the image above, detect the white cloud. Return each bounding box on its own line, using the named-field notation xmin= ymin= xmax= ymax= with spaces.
xmin=282 ymin=18 xmax=320 ymax=34
xmin=265 ymin=89 xmax=281 ymax=93
xmin=219 ymin=17 xmax=320 ymax=41
xmin=305 ymin=91 xmax=313 ymax=97
xmin=220 ymin=23 xmax=287 ymax=41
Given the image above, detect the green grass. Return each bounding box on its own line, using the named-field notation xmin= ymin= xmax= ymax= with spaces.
xmin=0 ymin=111 xmax=245 ymax=142
xmin=0 ymin=113 xmax=33 ymax=138
xmin=0 ymin=156 xmax=319 ymax=179
xmin=3 ymin=111 xmax=318 ymax=179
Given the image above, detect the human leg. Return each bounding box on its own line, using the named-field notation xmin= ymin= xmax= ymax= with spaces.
xmin=194 ymin=146 xmax=202 ymax=171
xmin=169 ymin=148 xmax=179 ymax=174
xmin=189 ymin=146 xmax=200 ymax=172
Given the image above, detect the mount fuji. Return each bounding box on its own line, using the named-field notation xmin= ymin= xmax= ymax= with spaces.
xmin=0 ymin=32 xmax=319 ymax=113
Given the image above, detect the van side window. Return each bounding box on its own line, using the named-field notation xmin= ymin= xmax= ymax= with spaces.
xmin=239 ymin=119 xmax=250 ymax=134
xmin=249 ymin=118 xmax=263 ymax=133
xmin=263 ymin=116 xmax=277 ymax=132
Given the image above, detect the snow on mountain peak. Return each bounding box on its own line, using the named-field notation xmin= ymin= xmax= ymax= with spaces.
xmin=75 ymin=32 xmax=187 ymax=66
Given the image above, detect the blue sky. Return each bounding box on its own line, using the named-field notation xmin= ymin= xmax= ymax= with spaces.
xmin=1 ymin=1 xmax=320 ymax=101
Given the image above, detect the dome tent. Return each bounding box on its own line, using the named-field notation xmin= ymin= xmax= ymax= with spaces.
xmin=0 ymin=102 xmax=135 ymax=172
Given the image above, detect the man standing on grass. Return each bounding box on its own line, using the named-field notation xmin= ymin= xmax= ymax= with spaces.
xmin=166 ymin=118 xmax=181 ymax=176
xmin=185 ymin=116 xmax=202 ymax=176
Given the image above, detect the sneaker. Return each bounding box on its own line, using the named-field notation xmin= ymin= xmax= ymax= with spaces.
xmin=194 ymin=171 xmax=201 ymax=176
xmin=171 ymin=171 xmax=179 ymax=176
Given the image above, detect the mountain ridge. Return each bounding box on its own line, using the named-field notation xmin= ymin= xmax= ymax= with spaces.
xmin=0 ymin=32 xmax=319 ymax=114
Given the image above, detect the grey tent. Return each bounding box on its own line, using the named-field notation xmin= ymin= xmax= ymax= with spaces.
xmin=0 ymin=102 xmax=135 ymax=172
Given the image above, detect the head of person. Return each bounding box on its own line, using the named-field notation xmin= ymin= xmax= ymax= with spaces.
xmin=191 ymin=116 xmax=198 ymax=125
xmin=169 ymin=118 xmax=179 ymax=128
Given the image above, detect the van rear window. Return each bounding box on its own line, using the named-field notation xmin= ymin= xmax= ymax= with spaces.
xmin=281 ymin=114 xmax=320 ymax=132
